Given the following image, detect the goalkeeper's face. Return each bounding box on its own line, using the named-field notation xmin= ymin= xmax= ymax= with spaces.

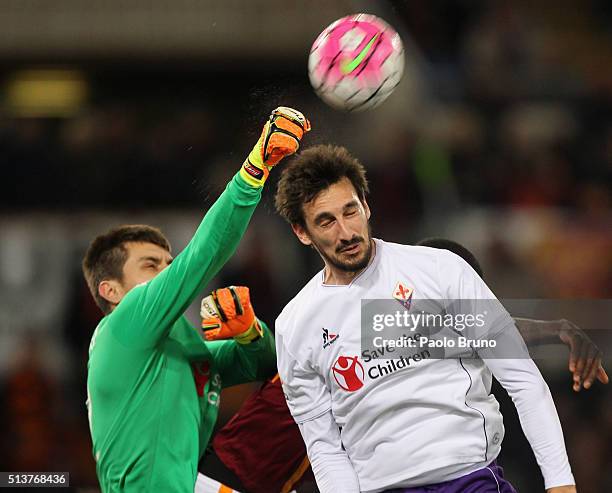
xmin=294 ymin=178 xmax=373 ymax=273
xmin=100 ymin=242 xmax=173 ymax=309
xmin=120 ymin=242 xmax=173 ymax=291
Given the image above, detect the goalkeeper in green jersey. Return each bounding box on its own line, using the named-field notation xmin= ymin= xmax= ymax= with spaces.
xmin=82 ymin=107 xmax=311 ymax=493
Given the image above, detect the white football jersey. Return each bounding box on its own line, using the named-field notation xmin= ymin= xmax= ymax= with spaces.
xmin=276 ymin=239 xmax=573 ymax=491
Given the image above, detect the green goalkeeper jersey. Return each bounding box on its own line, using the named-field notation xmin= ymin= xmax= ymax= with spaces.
xmin=86 ymin=173 xmax=276 ymax=492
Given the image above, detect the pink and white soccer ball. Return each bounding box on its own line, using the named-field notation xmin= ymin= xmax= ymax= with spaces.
xmin=308 ymin=14 xmax=404 ymax=112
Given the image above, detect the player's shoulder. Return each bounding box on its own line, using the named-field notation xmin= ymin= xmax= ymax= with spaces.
xmin=407 ymin=242 xmax=473 ymax=272
xmin=376 ymin=239 xmax=472 ymax=285
xmin=276 ymin=270 xmax=323 ymax=335
xmin=88 ymin=316 xmax=110 ymax=353
xmin=377 ymin=238 xmax=446 ymax=263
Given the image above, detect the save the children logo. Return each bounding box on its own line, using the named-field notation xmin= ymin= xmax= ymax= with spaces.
xmin=332 ymin=355 xmax=365 ymax=392
xmin=192 ymin=361 xmax=210 ymax=397
xmin=192 ymin=361 xmax=221 ymax=406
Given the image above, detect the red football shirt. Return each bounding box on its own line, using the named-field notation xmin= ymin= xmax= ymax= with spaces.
xmin=212 ymin=374 xmax=313 ymax=493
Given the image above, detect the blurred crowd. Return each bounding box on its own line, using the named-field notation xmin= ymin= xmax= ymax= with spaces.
xmin=0 ymin=1 xmax=610 ymax=491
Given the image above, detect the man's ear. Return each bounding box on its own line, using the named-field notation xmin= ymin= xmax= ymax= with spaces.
xmin=362 ymin=198 xmax=371 ymax=220
xmin=98 ymin=279 xmax=124 ymax=307
xmin=291 ymin=223 xmax=312 ymax=246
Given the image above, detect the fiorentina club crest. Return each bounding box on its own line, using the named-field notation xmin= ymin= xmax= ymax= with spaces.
xmin=393 ymin=282 xmax=413 ymax=309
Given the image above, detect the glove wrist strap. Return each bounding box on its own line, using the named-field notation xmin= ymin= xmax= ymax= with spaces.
xmin=240 ymin=143 xmax=269 ymax=188
xmin=234 ymin=319 xmax=263 ymax=344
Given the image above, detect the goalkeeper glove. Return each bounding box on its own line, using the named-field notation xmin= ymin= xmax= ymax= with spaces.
xmin=240 ymin=106 xmax=311 ymax=187
xmin=201 ymin=286 xmax=263 ymax=344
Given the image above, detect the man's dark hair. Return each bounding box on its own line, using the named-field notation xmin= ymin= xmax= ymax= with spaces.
xmin=416 ymin=237 xmax=484 ymax=279
xmin=275 ymin=144 xmax=369 ymax=227
xmin=82 ymin=224 xmax=171 ymax=314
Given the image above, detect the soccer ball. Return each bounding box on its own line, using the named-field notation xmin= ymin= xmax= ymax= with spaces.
xmin=308 ymin=14 xmax=404 ymax=112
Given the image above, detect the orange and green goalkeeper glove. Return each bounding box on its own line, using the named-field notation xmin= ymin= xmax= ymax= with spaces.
xmin=240 ymin=106 xmax=311 ymax=187
xmin=200 ymin=286 xmax=263 ymax=344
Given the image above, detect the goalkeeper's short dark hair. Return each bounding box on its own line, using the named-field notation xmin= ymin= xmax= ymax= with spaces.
xmin=274 ymin=144 xmax=369 ymax=227
xmin=82 ymin=224 xmax=171 ymax=314
xmin=416 ymin=237 xmax=484 ymax=279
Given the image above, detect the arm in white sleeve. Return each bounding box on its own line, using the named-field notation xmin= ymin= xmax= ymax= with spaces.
xmin=298 ymin=411 xmax=360 ymax=493
xmin=275 ymin=319 xmax=360 ymax=492
xmin=437 ymin=249 xmax=575 ymax=489
xmin=483 ymin=324 xmax=576 ymax=489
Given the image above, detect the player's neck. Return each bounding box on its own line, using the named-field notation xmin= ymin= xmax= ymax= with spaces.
xmin=323 ymin=267 xmax=357 ymax=285
xmin=323 ymin=240 xmax=376 ymax=285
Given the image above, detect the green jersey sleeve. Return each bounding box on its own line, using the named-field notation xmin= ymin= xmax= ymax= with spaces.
xmin=206 ymin=320 xmax=277 ymax=388
xmin=168 ymin=316 xmax=276 ymax=386
xmin=109 ymin=173 xmax=261 ymax=349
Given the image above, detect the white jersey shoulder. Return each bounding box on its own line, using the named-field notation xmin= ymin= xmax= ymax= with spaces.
xmin=383 ymin=240 xmax=476 ymax=277
xmin=276 ymin=268 xmax=323 ymax=335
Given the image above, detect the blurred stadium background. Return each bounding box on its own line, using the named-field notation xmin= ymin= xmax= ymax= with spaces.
xmin=0 ymin=0 xmax=610 ymax=491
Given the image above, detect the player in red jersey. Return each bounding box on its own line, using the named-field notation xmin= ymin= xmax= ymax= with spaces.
xmin=199 ymin=238 xmax=607 ymax=493
xmin=199 ymin=374 xmax=315 ymax=493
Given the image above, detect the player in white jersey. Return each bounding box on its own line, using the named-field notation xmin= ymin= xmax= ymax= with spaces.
xmin=273 ymin=145 xmax=577 ymax=493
